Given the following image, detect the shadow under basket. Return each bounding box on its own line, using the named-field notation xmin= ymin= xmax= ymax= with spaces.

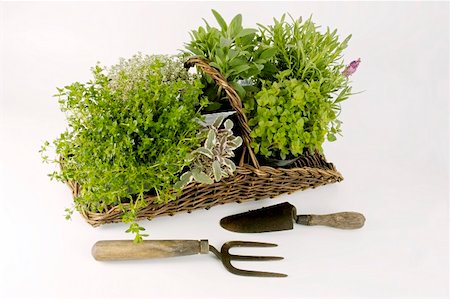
xmin=66 ymin=57 xmax=344 ymax=227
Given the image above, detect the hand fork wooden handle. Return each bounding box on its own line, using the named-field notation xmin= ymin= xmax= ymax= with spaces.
xmin=92 ymin=240 xmax=286 ymax=277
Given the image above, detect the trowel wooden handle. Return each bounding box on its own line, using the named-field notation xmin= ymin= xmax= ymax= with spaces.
xmin=296 ymin=212 xmax=365 ymax=229
xmin=92 ymin=240 xmax=210 ymax=261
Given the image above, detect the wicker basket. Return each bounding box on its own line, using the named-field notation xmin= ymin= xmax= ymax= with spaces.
xmin=67 ymin=57 xmax=344 ymax=226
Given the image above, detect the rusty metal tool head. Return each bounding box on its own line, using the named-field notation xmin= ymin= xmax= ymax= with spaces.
xmin=208 ymin=240 xmax=287 ymax=277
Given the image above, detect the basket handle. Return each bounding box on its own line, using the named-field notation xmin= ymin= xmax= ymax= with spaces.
xmin=185 ymin=57 xmax=260 ymax=168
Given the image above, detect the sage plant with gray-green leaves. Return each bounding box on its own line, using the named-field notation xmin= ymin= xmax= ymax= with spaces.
xmin=175 ymin=115 xmax=243 ymax=188
xmin=185 ymin=10 xmax=278 ymax=109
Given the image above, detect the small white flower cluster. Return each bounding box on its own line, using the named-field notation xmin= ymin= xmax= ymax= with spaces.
xmin=107 ymin=53 xmax=197 ymax=99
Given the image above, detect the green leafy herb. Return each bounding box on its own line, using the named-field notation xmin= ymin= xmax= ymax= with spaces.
xmin=247 ymin=72 xmax=341 ymax=159
xmin=174 ymin=115 xmax=242 ymax=188
xmin=244 ymin=15 xmax=355 ymax=159
xmin=41 ymin=54 xmax=207 ymax=242
xmin=185 ymin=10 xmax=276 ymax=103
xmin=258 ymin=15 xmax=351 ymax=82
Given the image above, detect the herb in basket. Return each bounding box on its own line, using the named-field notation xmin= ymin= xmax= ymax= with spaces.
xmin=41 ymin=54 xmax=209 ymax=242
xmin=187 ymin=11 xmax=360 ymax=164
xmin=175 ymin=115 xmax=243 ymax=188
xmin=246 ymin=15 xmax=358 ymax=161
xmin=185 ymin=10 xmax=277 ymax=109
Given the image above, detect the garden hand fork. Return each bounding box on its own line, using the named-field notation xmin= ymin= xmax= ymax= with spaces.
xmin=92 ymin=239 xmax=286 ymax=277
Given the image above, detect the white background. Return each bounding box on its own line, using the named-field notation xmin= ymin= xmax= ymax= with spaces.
xmin=0 ymin=2 xmax=448 ymax=298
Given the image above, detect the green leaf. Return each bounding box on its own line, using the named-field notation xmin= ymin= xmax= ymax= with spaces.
xmin=174 ymin=172 xmax=193 ymax=189
xmin=229 ymin=14 xmax=243 ymax=36
xmin=212 ymin=115 xmax=225 ymax=129
xmin=192 ymin=169 xmax=214 ymax=184
xmin=259 ymin=47 xmax=277 ymax=60
xmin=195 ymin=147 xmax=214 ymax=158
xmin=211 ymin=9 xmax=228 ymax=32
xmin=235 ymin=28 xmax=257 ymax=39
xmin=212 ymin=160 xmax=222 ymax=182
xmin=220 ymin=37 xmax=232 ymax=47
xmin=223 ymin=158 xmax=236 ymax=172
xmin=205 ymin=101 xmax=222 ymax=112
xmin=224 ymin=119 xmax=233 ymax=130
xmin=334 ymin=86 xmax=351 ymax=104
xmin=205 ymin=129 xmax=217 ymax=150
xmin=209 ymin=62 xmax=221 ymax=70
xmin=229 ymin=58 xmax=246 ymax=67
xmin=185 ymin=45 xmax=204 ymax=56
xmin=230 ymin=81 xmax=246 ymax=99
xmin=232 ymin=64 xmax=251 ymax=75
xmin=229 ymin=136 xmax=243 ymax=149
xmin=277 ymin=69 xmax=292 ymax=79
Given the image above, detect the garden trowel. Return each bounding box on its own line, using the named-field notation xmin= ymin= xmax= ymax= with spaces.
xmin=220 ymin=202 xmax=365 ymax=233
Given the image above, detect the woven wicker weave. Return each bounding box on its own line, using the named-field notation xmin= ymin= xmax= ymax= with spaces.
xmin=68 ymin=57 xmax=343 ymax=226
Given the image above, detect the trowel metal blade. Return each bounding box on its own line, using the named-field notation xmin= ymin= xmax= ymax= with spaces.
xmin=220 ymin=202 xmax=297 ymax=233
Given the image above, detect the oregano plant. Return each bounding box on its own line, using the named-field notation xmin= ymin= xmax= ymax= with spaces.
xmin=246 ymin=70 xmax=342 ymax=159
xmin=244 ymin=15 xmax=358 ymax=160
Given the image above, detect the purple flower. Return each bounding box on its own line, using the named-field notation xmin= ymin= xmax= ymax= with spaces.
xmin=342 ymin=58 xmax=361 ymax=77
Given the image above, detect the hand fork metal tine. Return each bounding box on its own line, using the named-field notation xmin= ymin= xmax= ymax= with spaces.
xmin=209 ymin=241 xmax=287 ymax=277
